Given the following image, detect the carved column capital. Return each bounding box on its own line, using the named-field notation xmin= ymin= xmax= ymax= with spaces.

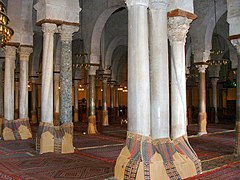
xmin=196 ymin=64 xmax=208 ymax=73
xmin=168 ymin=16 xmax=192 ymax=45
xmin=126 ymin=0 xmax=149 ymax=7
xmin=18 ymin=46 xmax=33 ymax=62
xmin=42 ymin=23 xmax=57 ymax=34
xmin=149 ymin=0 xmax=168 ymax=10
xmin=5 ymin=46 xmax=17 ymax=59
xmin=58 ymin=25 xmax=79 ymax=42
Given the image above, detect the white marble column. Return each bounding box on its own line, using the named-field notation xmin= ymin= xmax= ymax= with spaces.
xmin=4 ymin=46 xmax=16 ymax=121
xmin=59 ymin=25 xmax=79 ymax=124
xmin=168 ymin=17 xmax=192 ymax=139
xmin=19 ymin=46 xmax=33 ymax=119
xmin=211 ymin=78 xmax=219 ymax=123
xmin=31 ymin=77 xmax=38 ymax=124
xmin=53 ymin=72 xmax=60 ymax=125
xmin=74 ymin=79 xmax=80 ymax=122
xmin=126 ymin=0 xmax=150 ymax=136
xmin=149 ymin=0 xmax=169 ymax=139
xmin=0 ymin=58 xmax=4 ymax=117
xmin=196 ymin=64 xmax=208 ymax=135
xmin=102 ymin=78 xmax=109 ymax=126
xmin=41 ymin=23 xmax=57 ymax=123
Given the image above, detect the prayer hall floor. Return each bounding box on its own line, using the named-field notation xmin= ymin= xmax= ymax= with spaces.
xmin=0 ymin=122 xmax=239 ymax=179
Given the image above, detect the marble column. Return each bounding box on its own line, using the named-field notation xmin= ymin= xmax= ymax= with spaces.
xmin=19 ymin=46 xmax=33 ymax=119
xmin=168 ymin=17 xmax=192 ymax=139
xmin=102 ymin=78 xmax=109 ymax=126
xmin=73 ymin=80 xmax=80 ymax=122
xmin=196 ymin=64 xmax=208 ymax=135
xmin=4 ymin=46 xmax=16 ymax=121
xmin=31 ymin=77 xmax=38 ymax=124
xmin=231 ymin=39 xmax=240 ymax=156
xmin=53 ymin=72 xmax=60 ymax=125
xmin=126 ymin=0 xmax=150 ymax=136
xmin=110 ymin=84 xmax=114 ymax=109
xmin=211 ymin=78 xmax=219 ymax=123
xmin=41 ymin=23 xmax=57 ymax=124
xmin=149 ymin=0 xmax=169 ymax=139
xmin=0 ymin=58 xmax=4 ymax=118
xmin=115 ymin=0 xmax=151 ymax=178
xmin=59 ymin=25 xmax=79 ymax=124
xmin=37 ymin=83 xmax=41 ymax=121
xmin=14 ymin=80 xmax=19 ymax=119
xmin=88 ymin=74 xmax=98 ymax=134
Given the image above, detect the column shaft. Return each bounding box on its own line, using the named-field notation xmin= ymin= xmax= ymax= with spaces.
xmin=102 ymin=78 xmax=109 ymax=126
xmin=41 ymin=23 xmax=57 ymax=123
xmin=4 ymin=46 xmax=16 ymax=121
xmin=127 ymin=2 xmax=150 ymax=136
xmin=211 ymin=78 xmax=219 ymax=123
xmin=0 ymin=59 xmax=4 ymax=117
xmin=74 ymin=80 xmax=79 ymax=122
xmin=89 ymin=75 xmax=96 ymax=116
xmin=31 ymin=78 xmax=38 ymax=123
xmin=14 ymin=81 xmax=19 ymax=119
xmin=53 ymin=72 xmax=60 ymax=125
xmin=19 ymin=47 xmax=32 ymax=118
xmin=149 ymin=1 xmax=169 ymax=139
xmin=110 ymin=84 xmax=114 ymax=108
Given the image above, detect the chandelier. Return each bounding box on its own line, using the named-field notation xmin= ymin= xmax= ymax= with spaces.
xmin=0 ymin=0 xmax=14 ymax=46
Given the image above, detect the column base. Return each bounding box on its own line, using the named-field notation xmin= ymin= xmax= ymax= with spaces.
xmin=198 ymin=112 xmax=207 ymax=135
xmin=36 ymin=122 xmax=74 ymax=154
xmin=87 ymin=115 xmax=98 ymax=134
xmin=74 ymin=110 xmax=79 ymax=122
xmin=2 ymin=118 xmax=32 ymax=141
xmin=53 ymin=112 xmax=60 ymax=126
xmin=114 ymin=132 xmax=202 ymax=180
xmin=31 ymin=111 xmax=38 ymax=124
xmin=102 ymin=110 xmax=109 ymax=126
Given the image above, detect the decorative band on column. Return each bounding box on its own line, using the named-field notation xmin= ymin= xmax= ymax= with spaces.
xmin=173 ymin=135 xmax=202 ymax=174
xmin=115 ymin=131 xmax=155 ymax=180
xmin=153 ymin=138 xmax=181 ymax=179
xmin=2 ymin=118 xmax=32 ymax=140
xmin=36 ymin=122 xmax=74 ymax=154
xmin=126 ymin=0 xmax=149 ymax=7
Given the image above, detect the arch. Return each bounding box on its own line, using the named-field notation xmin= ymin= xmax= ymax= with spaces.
xmin=105 ymin=35 xmax=127 ymax=68
xmin=90 ymin=5 xmax=125 ymax=63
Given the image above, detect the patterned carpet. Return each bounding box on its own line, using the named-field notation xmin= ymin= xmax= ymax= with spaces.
xmin=0 ymin=123 xmax=238 ymax=179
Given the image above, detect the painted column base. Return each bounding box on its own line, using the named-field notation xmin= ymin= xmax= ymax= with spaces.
xmin=198 ymin=112 xmax=207 ymax=135
xmin=74 ymin=110 xmax=79 ymax=122
xmin=31 ymin=111 xmax=38 ymax=124
xmin=87 ymin=115 xmax=98 ymax=134
xmin=36 ymin=122 xmax=74 ymax=154
xmin=2 ymin=118 xmax=32 ymax=141
xmin=115 ymin=132 xmax=202 ymax=180
xmin=102 ymin=110 xmax=109 ymax=126
xmin=53 ymin=112 xmax=60 ymax=126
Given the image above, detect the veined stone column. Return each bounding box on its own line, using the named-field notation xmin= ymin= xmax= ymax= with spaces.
xmin=59 ymin=25 xmax=79 ymax=125
xmin=109 ymin=83 xmax=115 ymax=124
xmin=231 ymin=39 xmax=240 ymax=156
xmin=74 ymin=79 xmax=80 ymax=122
xmin=31 ymin=77 xmax=38 ymax=124
xmin=149 ymin=0 xmax=169 ymax=139
xmin=19 ymin=46 xmax=33 ymax=119
xmin=211 ymin=78 xmax=219 ymax=123
xmin=196 ymin=63 xmax=208 ymax=135
xmin=4 ymin=46 xmax=16 ymax=121
xmin=0 ymin=58 xmax=4 ymax=118
xmin=115 ymin=0 xmax=152 ymax=179
xmin=14 ymin=80 xmax=19 ymax=119
xmin=88 ymin=72 xmax=98 ymax=134
xmin=102 ymin=78 xmax=109 ymax=126
xmin=41 ymin=23 xmax=57 ymax=124
xmin=53 ymin=72 xmax=60 ymax=125
xmin=3 ymin=46 xmax=32 ymax=140
xmin=168 ymin=16 xmax=192 ymax=139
